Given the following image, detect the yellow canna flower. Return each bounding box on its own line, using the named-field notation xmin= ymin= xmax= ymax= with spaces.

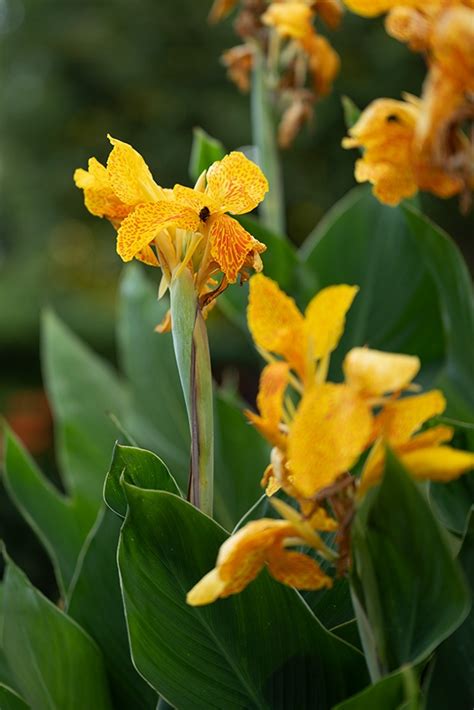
xmin=342 ymin=97 xmax=463 ymax=205
xmin=248 ymin=274 xmax=358 ymax=383
xmin=186 ymin=518 xmax=333 ymax=606
xmin=301 ymin=33 xmax=341 ymax=96
xmin=75 ymin=141 xmax=268 ymax=304
xmin=262 ymin=2 xmax=315 ymax=40
xmin=244 ymin=361 xmax=290 ymax=449
xmin=359 ymin=389 xmax=474 ymax=493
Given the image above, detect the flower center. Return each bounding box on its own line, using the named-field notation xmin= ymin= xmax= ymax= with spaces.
xmin=199 ymin=206 xmax=211 ymax=222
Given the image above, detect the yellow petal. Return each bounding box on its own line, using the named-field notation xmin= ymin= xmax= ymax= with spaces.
xmin=343 ymin=347 xmax=420 ymax=396
xmin=186 ymin=569 xmax=226 ymax=606
xmin=262 ymin=3 xmax=314 ymax=39
xmin=107 ymin=135 xmax=163 ymax=205
xmin=375 ymin=390 xmax=446 ymax=444
xmin=401 ymin=446 xmax=474 ymax=483
xmin=245 ymin=362 xmax=289 ymax=448
xmin=305 ymin=284 xmax=358 ymax=361
xmin=344 ymin=0 xmax=418 ymax=18
xmin=314 ymin=0 xmax=343 ymax=30
xmin=398 ymin=424 xmax=454 ymax=452
xmin=209 ymin=214 xmax=265 ymax=283
xmin=172 ymin=184 xmax=218 ymax=215
xmin=116 ymin=202 xmax=199 ymax=262
xmin=267 ymin=550 xmax=332 ymax=590
xmin=288 ymin=383 xmax=373 ymax=497
xmin=74 ymin=158 xmax=130 ymax=221
xmin=217 ymin=519 xmax=295 ymax=596
xmin=248 ymin=274 xmax=306 ymax=378
xmin=135 ymin=245 xmax=160 ymax=267
xmin=358 ymin=438 xmax=386 ymax=496
xmin=206 ymin=151 xmax=269 ymax=215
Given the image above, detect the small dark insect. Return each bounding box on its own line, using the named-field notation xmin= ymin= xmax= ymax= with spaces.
xmin=199 ymin=206 xmax=210 ymax=222
xmin=386 ymin=113 xmax=400 ymax=123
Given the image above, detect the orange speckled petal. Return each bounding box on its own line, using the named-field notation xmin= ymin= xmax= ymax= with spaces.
xmin=288 ymin=383 xmax=373 ymax=497
xmin=375 ymin=390 xmax=446 ymax=445
xmin=267 ymin=549 xmax=333 ymax=590
xmin=343 ymin=347 xmax=420 ymax=396
xmin=74 ymin=158 xmax=130 ymax=221
xmin=206 ymin=151 xmax=269 ymax=215
xmin=209 ymin=214 xmax=265 ymax=283
xmin=344 ymin=0 xmax=418 ymax=18
xmin=401 ymin=446 xmax=474 ymax=483
xmin=135 ymin=245 xmax=160 ymax=267
xmin=304 ymin=284 xmax=358 ymax=360
xmin=172 ymin=184 xmax=218 ymax=214
xmin=248 ymin=274 xmax=306 ymax=377
xmin=107 ymin=135 xmax=164 ymax=205
xmin=117 ymin=202 xmax=200 ymax=262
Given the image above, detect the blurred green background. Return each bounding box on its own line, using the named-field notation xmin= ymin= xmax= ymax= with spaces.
xmin=0 ymin=0 xmax=472 ymax=590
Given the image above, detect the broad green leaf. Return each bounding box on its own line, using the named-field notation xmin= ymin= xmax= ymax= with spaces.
xmin=302 ymin=576 xmax=354 ymax=632
xmin=334 ymin=666 xmax=422 ymax=710
xmin=67 ymin=506 xmax=157 ymax=710
xmin=117 ymin=265 xmax=190 ymax=488
xmin=330 ymin=620 xmax=361 ymax=651
xmin=0 ymin=685 xmax=29 ymax=710
xmin=2 ymin=556 xmax=112 ymax=710
xmin=104 ymin=443 xmax=180 ymax=518
xmin=2 ymin=427 xmax=87 ymax=594
xmin=300 ymin=188 xmax=445 ymax=382
xmin=403 ymin=205 xmax=474 ymax=413
xmin=213 ymin=389 xmax=269 ymax=530
xmin=118 ymin=486 xmax=369 ymax=709
xmin=42 ymin=310 xmax=126 ymax=509
xmin=351 ymin=452 xmax=470 ymax=678
xmin=425 ymin=509 xmax=474 ymax=709
xmin=430 ymin=471 xmax=474 ymax=535
xmin=189 ymin=127 xmax=225 ymax=182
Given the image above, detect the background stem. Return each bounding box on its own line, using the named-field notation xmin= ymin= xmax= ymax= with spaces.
xmin=251 ymin=45 xmax=286 ymax=237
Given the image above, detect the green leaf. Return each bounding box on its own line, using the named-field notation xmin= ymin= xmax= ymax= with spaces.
xmin=213 ymin=389 xmax=269 ymax=531
xmin=189 ymin=127 xmax=225 ymax=182
xmin=42 ymin=310 xmax=126 ymax=510
xmin=104 ymin=443 xmax=180 ymax=518
xmin=67 ymin=506 xmax=157 ymax=710
xmin=425 ymin=509 xmax=474 ymax=709
xmin=118 ymin=485 xmax=369 ymax=709
xmin=2 ymin=427 xmax=87 ymax=595
xmin=2 ymin=312 xmax=126 ymax=594
xmin=300 ymin=187 xmax=445 ymax=381
xmin=429 ymin=471 xmax=474 ymax=535
xmin=351 ymin=451 xmax=470 ymax=679
xmin=0 ymin=685 xmax=29 ymax=710
xmin=341 ymin=96 xmax=361 ymax=130
xmin=333 ymin=666 xmax=422 ymax=710
xmin=2 ymin=555 xmax=112 ymax=710
xmin=117 ymin=265 xmax=190 ymax=488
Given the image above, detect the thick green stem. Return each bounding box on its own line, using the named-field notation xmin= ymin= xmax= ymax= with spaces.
xmin=170 ymin=269 xmax=214 ymax=517
xmin=251 ymin=45 xmax=286 ymax=236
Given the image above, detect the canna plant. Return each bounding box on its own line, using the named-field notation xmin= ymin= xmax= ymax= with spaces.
xmin=1 ymin=2 xmax=474 ymax=709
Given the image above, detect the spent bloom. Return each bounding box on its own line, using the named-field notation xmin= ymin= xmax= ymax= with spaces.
xmin=75 ymin=137 xmax=268 ymax=319
xmin=210 ymin=0 xmax=342 ymax=147
xmin=187 ymin=275 xmax=474 ymax=604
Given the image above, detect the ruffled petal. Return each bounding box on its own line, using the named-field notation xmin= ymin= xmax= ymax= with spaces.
xmin=107 ymin=135 xmax=163 ymax=205
xmin=288 ymin=383 xmax=373 ymax=497
xmin=206 ymin=151 xmax=269 ymax=215
xmin=172 ymin=184 xmax=218 ymax=215
xmin=343 ymin=347 xmax=420 ymax=396
xmin=117 ymin=202 xmax=200 ymax=262
xmin=74 ymin=158 xmax=130 ymax=221
xmin=401 ymin=446 xmax=474 ymax=482
xmin=375 ymin=390 xmax=446 ymax=444
xmin=209 ymin=214 xmax=265 ymax=283
xmin=248 ymin=274 xmax=306 ymax=377
xmin=344 ymin=0 xmax=417 ymax=18
xmin=305 ymin=284 xmax=358 ymax=361
xmin=267 ymin=550 xmax=333 ymax=590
